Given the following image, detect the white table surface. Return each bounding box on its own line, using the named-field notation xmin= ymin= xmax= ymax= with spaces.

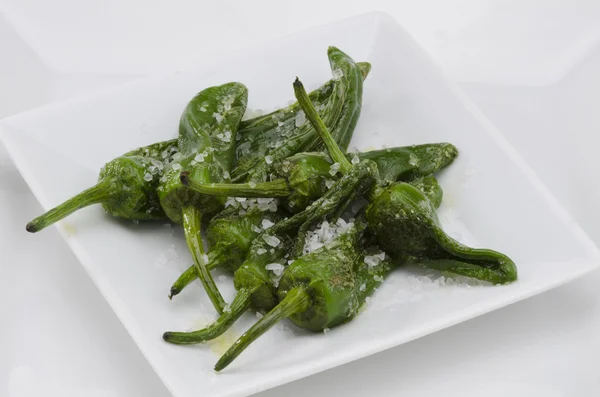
xmin=2 ymin=1 xmax=600 ymax=396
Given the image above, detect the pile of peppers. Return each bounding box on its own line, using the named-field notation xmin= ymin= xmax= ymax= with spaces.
xmin=27 ymin=46 xmax=517 ymax=371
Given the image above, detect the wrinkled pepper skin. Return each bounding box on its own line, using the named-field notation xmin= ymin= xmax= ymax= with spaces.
xmin=158 ymin=83 xmax=248 ymax=223
xmin=213 ymin=220 xmax=394 ymax=371
xmin=357 ymin=144 xmax=458 ymax=184
xmin=234 ymin=61 xmax=371 ymax=173
xmin=168 ymin=206 xmax=285 ymax=298
xmin=295 ymin=76 xmax=517 ymax=285
xmin=158 ymin=82 xmax=248 ymax=313
xmin=365 ymin=182 xmax=517 ymax=284
xmin=232 ymin=47 xmax=365 ymax=184
xmin=181 ymin=144 xmax=457 ymax=214
xmin=162 ymin=164 xmax=374 ymax=344
xmin=26 ymin=139 xmax=179 ymax=233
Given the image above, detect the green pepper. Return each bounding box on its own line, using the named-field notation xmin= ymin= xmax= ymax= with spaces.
xmin=168 ymin=204 xmax=285 ymax=299
xmin=26 ymin=139 xmax=180 ymax=233
xmin=180 ymin=143 xmax=457 ymax=214
xmin=213 ymin=218 xmax=394 ymax=371
xmin=162 ymin=163 xmax=377 ymax=344
xmin=157 ymin=82 xmax=248 ymax=313
xmin=231 ymin=46 xmax=364 ymax=184
xmin=234 ymin=61 xmax=371 ymax=171
xmin=294 ymin=77 xmax=517 ymax=284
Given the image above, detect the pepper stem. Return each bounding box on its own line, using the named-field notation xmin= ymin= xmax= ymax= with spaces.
xmin=214 ymin=286 xmax=311 ymax=371
xmin=293 ymin=78 xmax=352 ymax=173
xmin=163 ymin=287 xmax=257 ymax=343
xmin=168 ymin=249 xmax=223 ymax=299
xmin=26 ymin=180 xmax=117 ymax=233
xmin=180 ymin=172 xmax=291 ymax=198
xmin=182 ymin=205 xmax=227 ymax=313
xmin=430 ymin=232 xmax=518 ymax=284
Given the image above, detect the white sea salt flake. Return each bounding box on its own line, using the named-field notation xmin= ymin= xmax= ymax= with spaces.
xmin=256 ymin=248 xmax=267 ymax=255
xmin=261 ymin=219 xmax=274 ymax=229
xmin=143 ymin=173 xmax=153 ymax=182
xmin=262 ymin=234 xmax=281 ymax=247
xmin=408 ymin=153 xmax=419 ymax=167
xmin=373 ymin=275 xmax=384 ymax=282
xmin=265 ymin=155 xmax=273 ymax=164
xmin=295 ymin=110 xmax=305 ymax=127
xmin=351 ymin=155 xmax=360 ymax=165
xmin=329 ymin=162 xmax=340 ymax=176
xmin=213 ymin=113 xmax=223 ymax=123
xmin=223 ymin=171 xmax=230 ymax=179
xmin=252 ymin=225 xmax=262 ymax=233
xmin=171 ymin=163 xmax=182 ymax=171
xmin=265 ymin=263 xmax=285 ymax=276
xmin=194 ymin=153 xmax=205 ymax=162
xmin=359 ymin=283 xmax=366 ymax=292
xmin=249 ymin=181 xmax=257 ymax=188
xmin=325 ymin=179 xmax=335 ymax=189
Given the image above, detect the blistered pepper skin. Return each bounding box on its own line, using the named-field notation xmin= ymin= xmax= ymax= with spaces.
xmin=26 ymin=139 xmax=178 ymax=233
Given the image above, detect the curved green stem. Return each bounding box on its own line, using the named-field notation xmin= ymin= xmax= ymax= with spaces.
xmin=180 ymin=172 xmax=291 ymax=198
xmin=293 ymin=78 xmax=352 ymax=173
xmin=214 ymin=287 xmax=311 ymax=371
xmin=26 ymin=180 xmax=117 ymax=233
xmin=168 ymin=249 xmax=223 ymax=299
xmin=163 ymin=288 xmax=257 ymax=343
xmin=182 ymin=205 xmax=226 ymax=313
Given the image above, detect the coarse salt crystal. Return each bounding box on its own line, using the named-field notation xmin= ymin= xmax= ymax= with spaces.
xmin=351 ymin=155 xmax=360 ymax=165
xmin=359 ymin=283 xmax=366 ymax=292
xmin=213 ymin=113 xmax=223 ymax=123
xmin=265 ymin=155 xmax=273 ymax=164
xmin=223 ymin=304 xmax=231 ymax=313
xmin=295 ymin=110 xmax=306 ymax=127
xmin=199 ymin=106 xmax=207 ymax=112
xmin=171 ymin=163 xmax=182 ymax=171
xmin=329 ymin=162 xmax=340 ymax=176
xmin=261 ymin=219 xmax=274 ymax=229
xmin=223 ymin=171 xmax=230 ymax=179
xmin=332 ymin=68 xmax=344 ymax=80
xmin=194 ymin=153 xmax=205 ymax=162
xmin=265 ymin=263 xmax=285 ymax=276
xmin=249 ymin=181 xmax=257 ymax=188
xmin=143 ymin=173 xmax=153 ymax=182
xmin=256 ymin=248 xmax=267 ymax=255
xmin=325 ymin=179 xmax=335 ymax=189
xmin=374 ymin=275 xmax=384 ymax=282
xmin=252 ymin=225 xmax=262 ymax=233
xmin=262 ymin=234 xmax=281 ymax=247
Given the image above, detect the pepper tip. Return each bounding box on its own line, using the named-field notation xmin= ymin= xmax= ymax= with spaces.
xmin=25 ymin=221 xmax=38 ymax=233
xmin=180 ymin=171 xmax=191 ymax=186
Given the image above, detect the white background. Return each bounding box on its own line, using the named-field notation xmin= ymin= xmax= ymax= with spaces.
xmin=1 ymin=1 xmax=600 ymax=396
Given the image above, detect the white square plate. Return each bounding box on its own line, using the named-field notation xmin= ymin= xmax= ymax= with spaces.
xmin=2 ymin=12 xmax=599 ymax=397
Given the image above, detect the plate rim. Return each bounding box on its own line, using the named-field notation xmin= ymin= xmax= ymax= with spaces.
xmin=2 ymin=11 xmax=600 ymax=397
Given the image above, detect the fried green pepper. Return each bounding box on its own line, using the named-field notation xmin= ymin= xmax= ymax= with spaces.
xmin=157 ymin=82 xmax=248 ymax=313
xmin=214 ymin=218 xmax=394 ymax=371
xmin=168 ymin=204 xmax=285 ymax=298
xmin=162 ymin=163 xmax=377 ymax=344
xmin=294 ymin=78 xmax=517 ymax=284
xmin=231 ymin=46 xmax=364 ymax=184
xmin=170 ymin=55 xmax=371 ymax=301
xmin=26 ymin=139 xmax=180 ymax=233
